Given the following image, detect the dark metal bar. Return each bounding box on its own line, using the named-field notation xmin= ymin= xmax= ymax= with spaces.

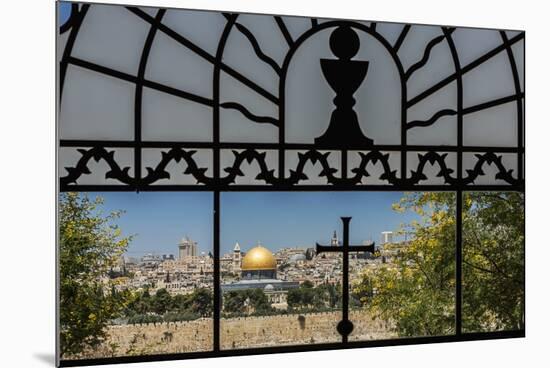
xmin=393 ymin=24 xmax=411 ymax=52
xmin=442 ymin=26 xmax=464 ymax=336
xmin=212 ymin=14 xmax=237 ymax=352
xmin=462 ymin=93 xmax=524 ymax=115
xmin=275 ymin=16 xmax=294 ymax=47
xmin=59 ymin=329 xmax=525 ymax=367
xmin=60 ymin=184 xmax=525 ymax=193
xmin=134 ymin=9 xmax=166 ymax=191
xmin=213 ymin=191 xmax=220 ymax=351
xmin=316 ymin=245 xmax=375 ymax=253
xmin=456 ymin=190 xmax=463 ymax=335
xmin=59 ymin=139 xmax=525 ymax=153
xmin=341 ymin=150 xmax=348 ymax=180
xmin=341 ymin=217 xmax=350 ymax=344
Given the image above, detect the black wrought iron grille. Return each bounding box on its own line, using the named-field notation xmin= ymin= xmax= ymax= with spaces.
xmin=57 ymin=1 xmax=525 ymax=366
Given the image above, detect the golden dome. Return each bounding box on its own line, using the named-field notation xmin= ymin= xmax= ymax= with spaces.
xmin=241 ymin=245 xmax=277 ymax=271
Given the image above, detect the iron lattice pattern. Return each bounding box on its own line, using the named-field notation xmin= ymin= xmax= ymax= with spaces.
xmin=58 ymin=4 xmax=524 ymax=191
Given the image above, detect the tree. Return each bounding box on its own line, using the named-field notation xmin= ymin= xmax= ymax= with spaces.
xmin=189 ymin=288 xmax=213 ymax=317
xmin=59 ymin=193 xmax=132 ymax=357
xmin=222 ymin=289 xmax=272 ymax=316
xmin=287 ymin=282 xmax=334 ymax=311
xmin=223 ymin=291 xmax=248 ymax=315
xmin=286 ymin=288 xmax=302 ymax=310
xmin=353 ymin=192 xmax=524 ymax=337
xmin=247 ymin=288 xmax=272 ymax=313
xmin=152 ymin=288 xmax=172 ymax=315
xmin=462 ymin=192 xmax=524 ymax=331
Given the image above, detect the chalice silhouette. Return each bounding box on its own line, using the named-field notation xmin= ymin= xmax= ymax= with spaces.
xmin=314 ymin=25 xmax=374 ymax=148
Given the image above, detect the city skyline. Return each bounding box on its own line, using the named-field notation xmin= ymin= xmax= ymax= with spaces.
xmin=90 ymin=192 xmax=419 ymax=257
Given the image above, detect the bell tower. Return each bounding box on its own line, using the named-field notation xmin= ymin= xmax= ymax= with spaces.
xmin=232 ymin=242 xmax=242 ymax=272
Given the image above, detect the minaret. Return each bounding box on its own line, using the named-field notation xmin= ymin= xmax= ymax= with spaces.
xmin=331 ymin=230 xmax=339 ymax=247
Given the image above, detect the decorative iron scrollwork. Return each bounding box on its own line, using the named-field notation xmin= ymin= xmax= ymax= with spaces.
xmin=61 ymin=147 xmax=134 ymax=186
xmin=60 ymin=148 xmax=518 ymax=188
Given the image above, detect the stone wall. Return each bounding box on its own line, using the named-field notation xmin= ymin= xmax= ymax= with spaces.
xmin=75 ymin=311 xmax=395 ymax=359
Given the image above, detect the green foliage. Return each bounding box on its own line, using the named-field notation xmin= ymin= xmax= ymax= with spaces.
xmin=222 ymin=289 xmax=274 ymax=316
xmin=353 ymin=192 xmax=524 ymax=337
xmin=124 ymin=287 xmax=213 ymax=322
xmin=462 ymin=192 xmax=525 ymax=331
xmin=190 ymin=288 xmax=214 ymax=317
xmin=59 ymin=193 xmax=132 ymax=358
xmin=287 ymin=283 xmax=341 ymax=312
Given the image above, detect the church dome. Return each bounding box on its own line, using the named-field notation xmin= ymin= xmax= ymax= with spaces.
xmin=241 ymin=245 xmax=277 ymax=271
xmin=289 ymin=253 xmax=306 ymax=263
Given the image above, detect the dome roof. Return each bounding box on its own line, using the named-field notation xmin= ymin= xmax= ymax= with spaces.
xmin=241 ymin=245 xmax=277 ymax=271
xmin=289 ymin=253 xmax=306 ymax=263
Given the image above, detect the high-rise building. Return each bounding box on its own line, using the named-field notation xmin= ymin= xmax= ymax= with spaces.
xmin=178 ymin=236 xmax=198 ymax=259
xmin=381 ymin=231 xmax=393 ymax=244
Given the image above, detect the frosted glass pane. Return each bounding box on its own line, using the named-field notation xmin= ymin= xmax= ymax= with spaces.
xmin=237 ymin=14 xmax=288 ymax=66
xmin=406 ymin=31 xmax=455 ymax=100
xmin=162 ymin=9 xmax=226 ymax=56
xmin=505 ymin=30 xmax=523 ymax=40
xmin=141 ymin=149 xmax=212 ymax=185
xmin=452 ymin=28 xmax=502 ymax=67
xmin=511 ymin=40 xmax=525 ymax=93
xmin=60 ymin=65 xmax=134 ymax=140
xmin=141 ymin=87 xmax=212 ymax=141
xmin=71 ymin=4 xmax=151 ymax=76
xmin=398 ymin=25 xmax=442 ymax=71
xmin=462 ymin=51 xmax=515 ymax=107
xmin=407 ymin=82 xmax=457 ymax=146
xmin=146 ymin=31 xmax=214 ymax=99
xmin=280 ymin=16 xmax=312 ymax=42
xmin=223 ymin=22 xmax=279 ymax=96
xmin=463 ymin=101 xmax=518 ymax=147
xmin=220 ymin=71 xmax=278 ymax=143
xmin=57 ymin=31 xmax=69 ymax=62
xmin=374 ymin=23 xmax=405 ymax=46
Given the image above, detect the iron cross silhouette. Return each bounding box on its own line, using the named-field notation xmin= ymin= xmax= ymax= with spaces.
xmin=316 ymin=217 xmax=375 ymax=342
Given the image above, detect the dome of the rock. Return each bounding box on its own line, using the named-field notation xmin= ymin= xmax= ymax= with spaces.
xmin=241 ymin=245 xmax=277 ymax=271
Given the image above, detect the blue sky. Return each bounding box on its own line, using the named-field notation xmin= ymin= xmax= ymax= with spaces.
xmin=58 ymin=2 xmax=72 ymax=26
xmin=89 ymin=192 xmax=417 ymax=257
